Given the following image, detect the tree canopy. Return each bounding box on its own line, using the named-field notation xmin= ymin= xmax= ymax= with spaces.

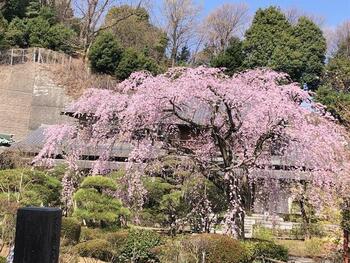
xmin=242 ymin=6 xmax=326 ymax=89
xmin=35 ymin=67 xmax=349 ymax=238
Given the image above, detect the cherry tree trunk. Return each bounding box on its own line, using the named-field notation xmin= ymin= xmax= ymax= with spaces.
xmin=226 ymin=176 xmax=245 ymax=239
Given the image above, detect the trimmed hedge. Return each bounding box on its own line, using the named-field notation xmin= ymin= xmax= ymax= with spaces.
xmin=119 ymin=229 xmax=162 ymax=262
xmin=244 ymin=240 xmax=289 ymax=262
xmin=74 ymin=239 xmax=115 ymax=262
xmin=61 ymin=217 xmax=81 ymax=245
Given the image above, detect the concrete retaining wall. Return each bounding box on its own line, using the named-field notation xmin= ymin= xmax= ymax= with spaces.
xmin=0 ymin=63 xmax=71 ymax=141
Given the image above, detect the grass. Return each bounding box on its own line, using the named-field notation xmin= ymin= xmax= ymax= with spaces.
xmin=276 ymin=238 xmax=336 ymax=258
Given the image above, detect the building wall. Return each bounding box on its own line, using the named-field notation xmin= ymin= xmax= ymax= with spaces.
xmin=0 ymin=63 xmax=71 ymax=141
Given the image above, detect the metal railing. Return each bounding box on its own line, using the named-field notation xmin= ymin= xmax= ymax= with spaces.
xmin=0 ymin=47 xmax=72 ymax=67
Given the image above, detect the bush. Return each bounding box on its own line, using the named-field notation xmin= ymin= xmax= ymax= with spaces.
xmin=89 ymin=32 xmax=123 ymax=74
xmin=305 ymin=237 xmax=327 ymax=258
xmin=201 ymin=234 xmax=248 ymax=263
xmin=0 ymin=168 xmax=61 ymax=206
xmin=74 ymin=239 xmax=115 ymax=262
xmin=61 ymin=217 xmax=81 ymax=245
xmin=79 ymin=227 xmax=105 ymax=242
xmin=156 ymin=234 xmax=248 ymax=263
xmin=119 ymin=229 xmax=162 ymax=262
xmin=115 ymin=48 xmax=160 ymax=80
xmin=252 ymin=225 xmax=274 ymax=241
xmin=246 ymin=240 xmax=289 ymax=262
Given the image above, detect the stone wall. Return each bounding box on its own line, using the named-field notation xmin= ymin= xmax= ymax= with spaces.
xmin=0 ymin=63 xmax=71 ymax=141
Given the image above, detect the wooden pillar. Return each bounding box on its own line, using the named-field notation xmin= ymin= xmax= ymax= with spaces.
xmin=13 ymin=207 xmax=62 ymax=263
xmin=10 ymin=49 xmax=14 ymax=65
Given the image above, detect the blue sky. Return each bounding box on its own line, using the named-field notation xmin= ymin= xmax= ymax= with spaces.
xmin=202 ymin=0 xmax=350 ymax=27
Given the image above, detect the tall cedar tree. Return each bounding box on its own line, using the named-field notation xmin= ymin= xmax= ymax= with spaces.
xmin=243 ymin=7 xmax=326 ymax=89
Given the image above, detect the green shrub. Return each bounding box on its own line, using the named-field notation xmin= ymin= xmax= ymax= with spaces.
xmin=305 ymin=237 xmax=327 ymax=258
xmin=253 ymin=225 xmax=274 ymax=241
xmin=79 ymin=227 xmax=104 ymax=242
xmin=201 ymin=234 xmax=248 ymax=263
xmin=0 ymin=168 xmax=61 ymax=206
xmin=105 ymin=230 xmax=128 ymax=246
xmin=119 ymin=229 xmax=162 ymax=262
xmin=115 ymin=48 xmax=160 ymax=80
xmin=61 ymin=217 xmax=81 ymax=245
xmin=248 ymin=240 xmax=289 ymax=262
xmin=73 ymin=176 xmax=125 ymax=226
xmin=89 ymin=32 xmax=123 ymax=74
xmin=74 ymin=239 xmax=115 ymax=262
xmin=156 ymin=234 xmax=248 ymax=263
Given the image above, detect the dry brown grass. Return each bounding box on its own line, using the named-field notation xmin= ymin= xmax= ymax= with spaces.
xmin=47 ymin=58 xmax=119 ymax=99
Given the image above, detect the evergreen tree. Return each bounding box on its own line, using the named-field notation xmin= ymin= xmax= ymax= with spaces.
xmin=293 ymin=17 xmax=327 ymax=89
xmin=211 ymin=37 xmax=244 ymax=75
xmin=243 ymin=7 xmax=326 ymax=89
xmin=88 ymin=32 xmax=123 ymax=75
xmin=115 ymin=48 xmax=160 ymax=80
xmin=242 ymin=7 xmax=291 ymax=69
xmin=2 ymin=0 xmax=31 ymax=21
xmin=177 ymin=46 xmax=191 ymax=64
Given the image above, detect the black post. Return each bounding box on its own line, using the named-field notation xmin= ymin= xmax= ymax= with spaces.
xmin=13 ymin=207 xmax=62 ymax=263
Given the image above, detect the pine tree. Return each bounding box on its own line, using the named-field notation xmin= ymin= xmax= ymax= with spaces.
xmin=293 ymin=17 xmax=327 ymax=89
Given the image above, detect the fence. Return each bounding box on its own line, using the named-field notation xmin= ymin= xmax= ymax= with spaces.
xmin=0 ymin=48 xmax=72 ymax=68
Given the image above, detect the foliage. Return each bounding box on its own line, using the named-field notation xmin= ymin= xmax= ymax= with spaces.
xmin=81 ymin=175 xmax=117 ymax=191
xmin=79 ymin=227 xmax=105 ymax=242
xmin=118 ymin=229 xmax=161 ymax=262
xmin=249 ymin=240 xmax=289 ymax=261
xmin=73 ymin=176 xmax=125 ymax=226
xmin=73 ymin=239 xmax=115 ymax=262
xmin=61 ymin=217 xmax=81 ymax=245
xmin=177 ymin=46 xmax=191 ymax=64
xmin=1 ymin=0 xmax=31 ymax=21
xmin=5 ymin=17 xmax=28 ymax=47
xmin=197 ymin=234 xmax=247 ymax=263
xmin=211 ymin=37 xmax=244 ymax=75
xmin=0 ymin=256 xmax=6 ymax=263
xmin=252 ymin=225 xmax=274 ymax=241
xmin=325 ymin=56 xmax=350 ymax=92
xmin=156 ymin=234 xmax=249 ymax=263
xmin=304 ymin=237 xmax=328 ymax=258
xmin=0 ymin=14 xmax=7 ymax=49
xmin=115 ymin=48 xmax=160 ymax=80
xmin=0 ymin=168 xmax=61 ymax=206
xmin=88 ymin=32 xmax=123 ymax=75
xmin=105 ymin=5 xmax=167 ymax=61
xmin=292 ymin=17 xmax=327 ymax=89
xmin=4 ymin=7 xmax=75 ymax=52
xmin=105 ymin=230 xmax=128 ymax=248
xmin=243 ymin=6 xmax=326 ymax=88
xmin=243 ymin=7 xmax=292 ymax=69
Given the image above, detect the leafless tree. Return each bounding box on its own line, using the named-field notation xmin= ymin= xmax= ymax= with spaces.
xmin=324 ymin=20 xmax=350 ymax=58
xmin=284 ymin=7 xmax=325 ymax=26
xmin=73 ymin=0 xmax=145 ymax=55
xmin=336 ymin=20 xmax=350 ymax=56
xmin=162 ymin=0 xmax=201 ymax=66
xmin=203 ymin=2 xmax=249 ymax=53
